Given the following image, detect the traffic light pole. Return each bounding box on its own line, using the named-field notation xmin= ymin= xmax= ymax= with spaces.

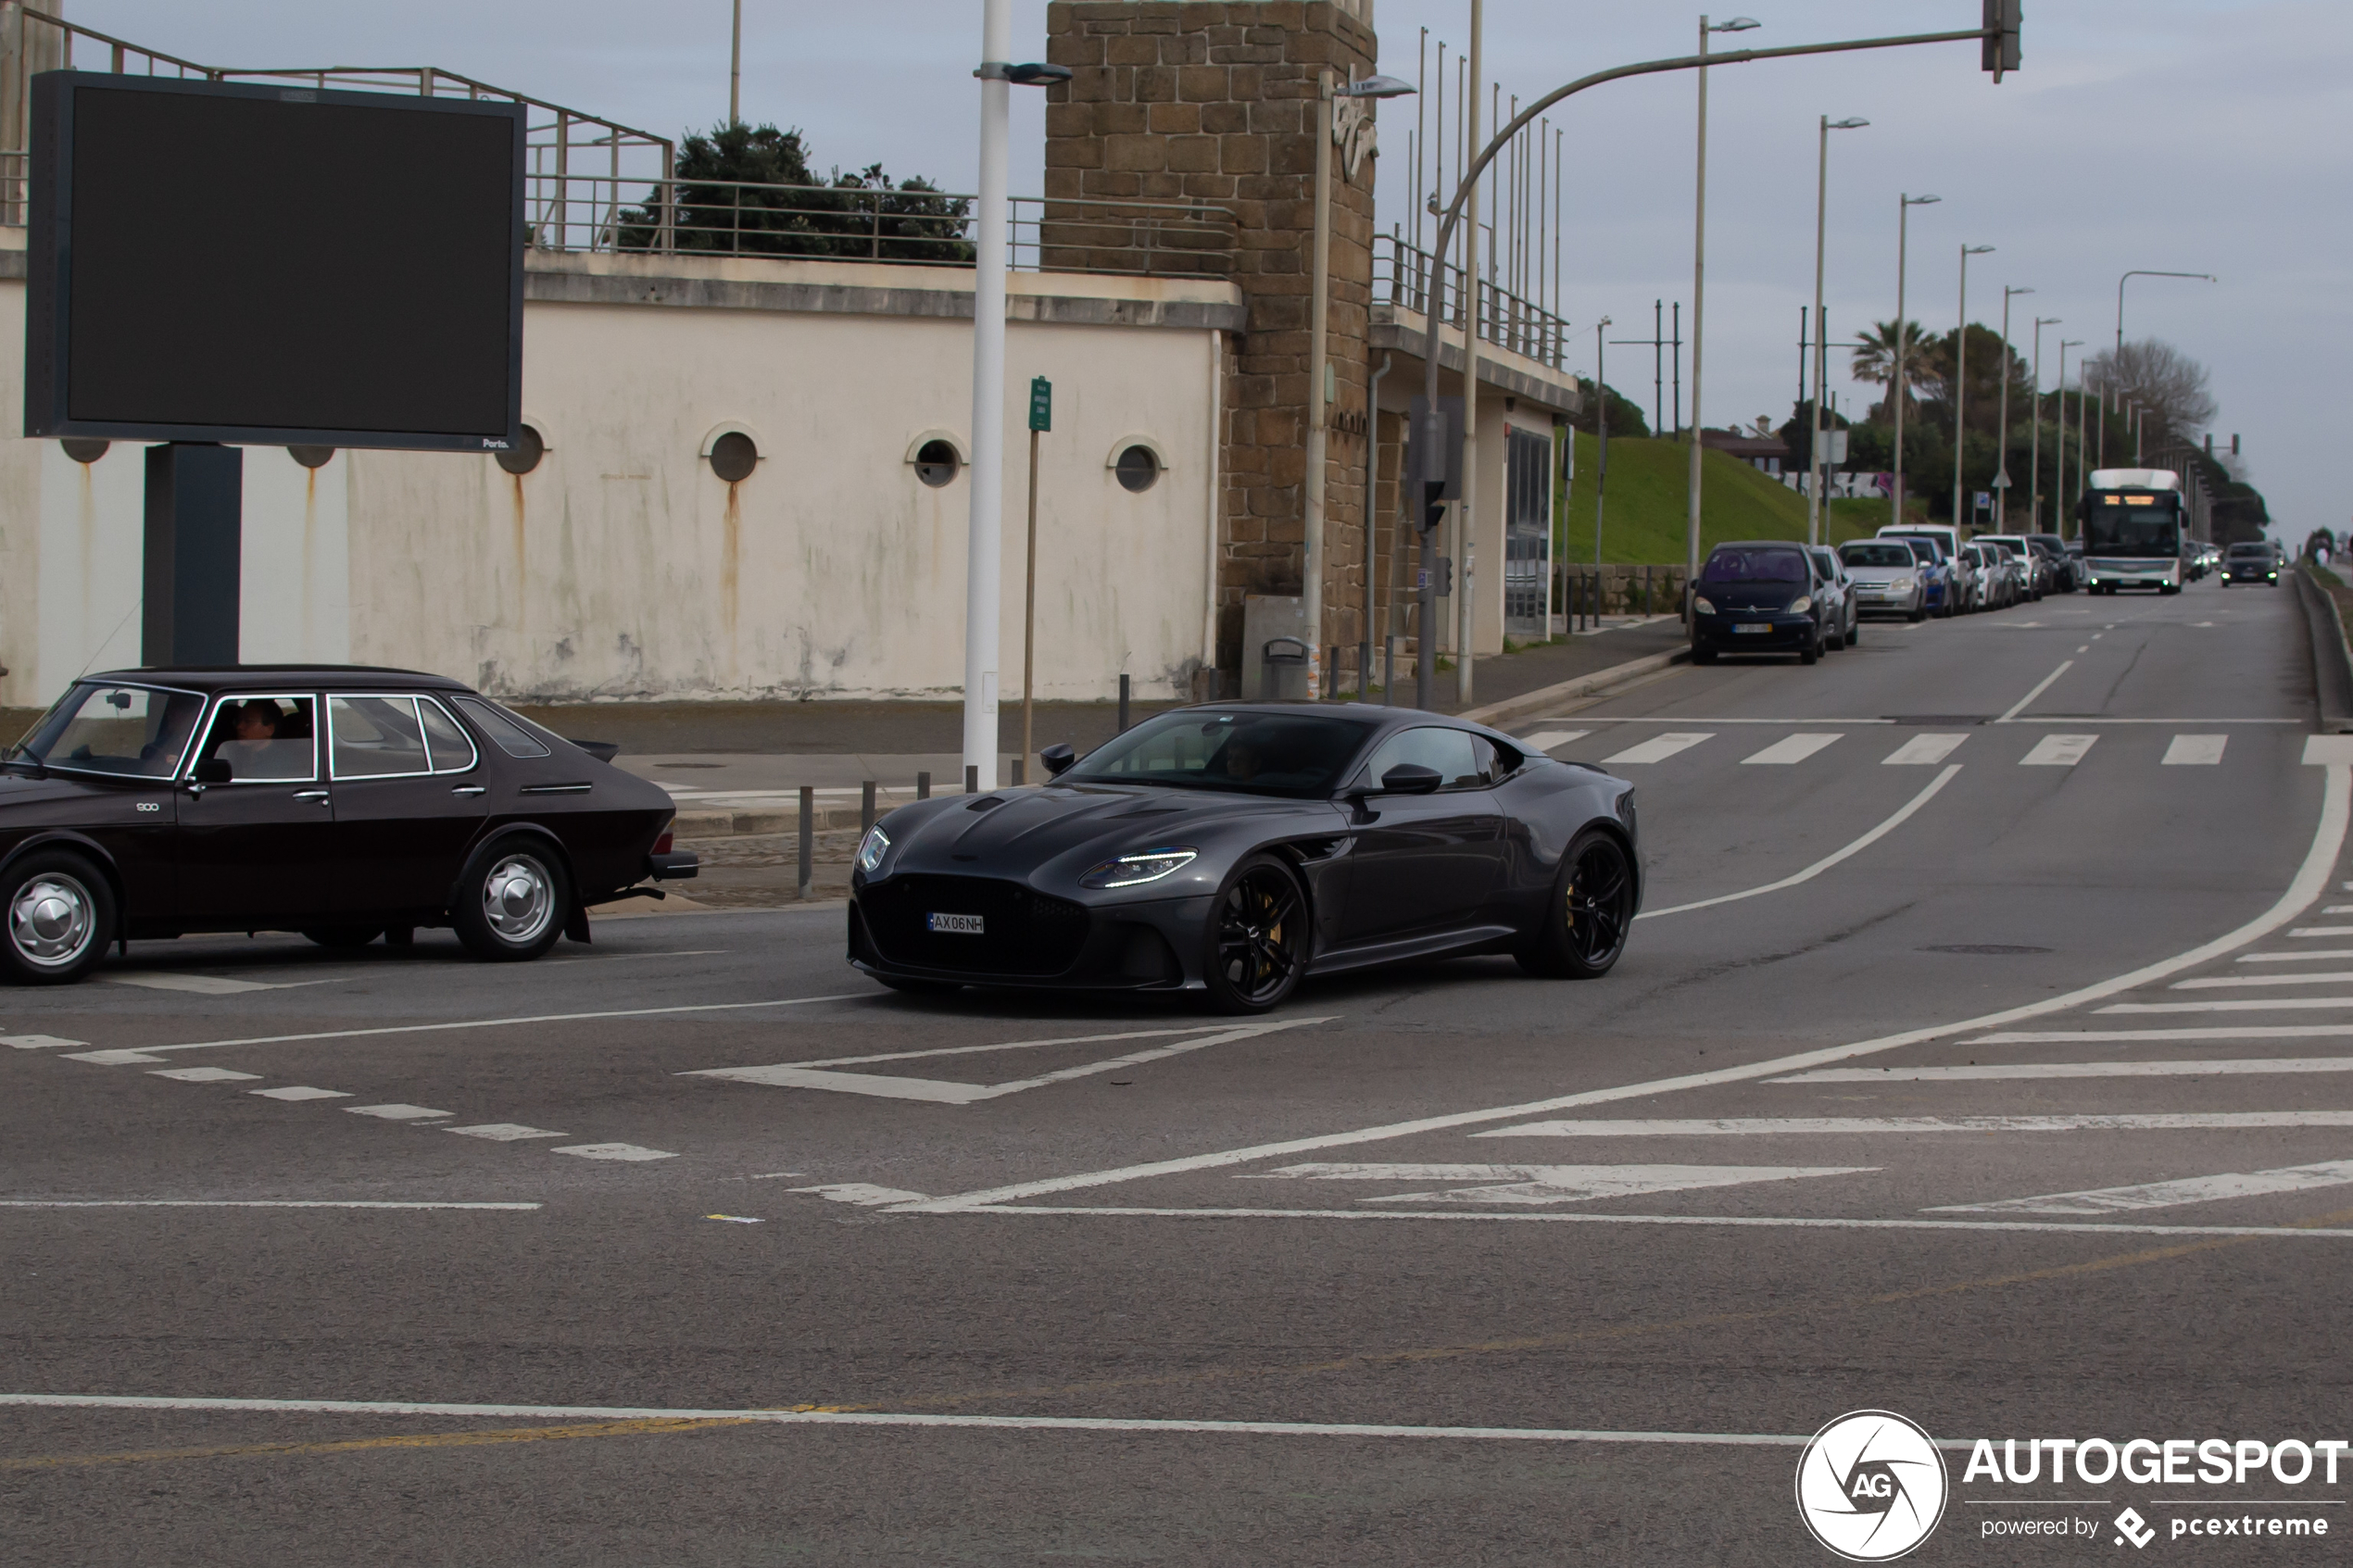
xmin=1409 ymin=16 xmax=2013 ymax=705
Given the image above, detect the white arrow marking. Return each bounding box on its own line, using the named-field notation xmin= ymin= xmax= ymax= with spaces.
xmin=1929 ymin=1160 xmax=2353 ymax=1215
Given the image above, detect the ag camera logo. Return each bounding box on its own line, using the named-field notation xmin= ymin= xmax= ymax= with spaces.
xmin=1795 ymin=1410 xmax=1949 ymax=1561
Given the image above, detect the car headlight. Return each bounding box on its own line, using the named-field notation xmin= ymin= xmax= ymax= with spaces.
xmin=1789 ymin=596 xmax=1812 ymax=614
xmin=1692 ymin=595 xmax=1717 ymax=616
xmin=856 ymin=824 xmax=889 ymax=873
xmin=1893 ymin=576 xmax=1915 ymax=592
xmin=1079 ymin=847 xmax=1198 ymax=890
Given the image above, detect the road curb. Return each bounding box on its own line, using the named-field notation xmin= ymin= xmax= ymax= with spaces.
xmin=1457 ymin=646 xmax=1691 ymax=731
xmin=2296 ymin=567 xmax=2353 ymax=734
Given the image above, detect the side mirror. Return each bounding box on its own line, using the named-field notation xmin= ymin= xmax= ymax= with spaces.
xmin=1039 ymin=743 xmax=1076 ymax=777
xmin=193 ymin=758 xmax=232 ymax=784
xmin=1378 ymin=763 xmax=1444 ymax=796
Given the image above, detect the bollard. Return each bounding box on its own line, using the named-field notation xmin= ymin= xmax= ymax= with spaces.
xmin=797 ymin=785 xmax=814 ymax=900
xmin=1327 ymin=646 xmax=1339 ymax=701
xmin=1357 ymin=638 xmax=1371 ymax=702
xmin=965 ymin=763 xmax=978 ymax=795
xmin=1011 ymin=758 xmax=1026 ymax=785
xmin=1118 ymin=672 xmax=1130 ymax=732
xmin=861 ymin=779 xmax=876 ymax=836
xmin=916 ymin=770 xmax=931 ymax=801
xmin=1382 ymin=635 xmax=1395 ymax=707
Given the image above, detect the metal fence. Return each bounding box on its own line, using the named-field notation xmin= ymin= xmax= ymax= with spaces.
xmin=1374 ymin=231 xmax=1569 ymax=370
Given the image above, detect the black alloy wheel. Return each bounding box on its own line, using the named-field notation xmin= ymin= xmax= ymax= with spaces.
xmin=451 ymin=834 xmax=571 ymax=963
xmin=0 ymin=850 xmax=115 ymax=985
xmin=1204 ymin=854 xmax=1307 ymax=1014
xmin=1517 ymin=828 xmax=1635 ymax=980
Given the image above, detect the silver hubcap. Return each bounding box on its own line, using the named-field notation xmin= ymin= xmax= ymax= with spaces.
xmin=481 ymin=854 xmax=555 ymax=946
xmin=10 ymin=872 xmax=95 ymax=969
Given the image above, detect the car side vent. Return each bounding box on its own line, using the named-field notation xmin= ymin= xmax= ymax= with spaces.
xmin=966 ymin=796 xmax=1005 ymax=811
xmin=1290 ymin=837 xmax=1344 ymax=861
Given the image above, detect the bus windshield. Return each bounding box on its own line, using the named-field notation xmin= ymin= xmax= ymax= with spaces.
xmin=2083 ymin=497 xmax=2181 ymax=558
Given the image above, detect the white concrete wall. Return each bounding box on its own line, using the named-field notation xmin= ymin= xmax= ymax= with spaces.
xmin=0 ymin=252 xmax=1227 ymax=709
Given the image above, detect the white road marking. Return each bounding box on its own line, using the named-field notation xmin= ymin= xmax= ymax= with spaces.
xmin=2100 ymin=997 xmax=2353 ymax=1013
xmin=0 ymin=1212 xmax=536 ymax=1222
xmin=2323 ymin=907 xmax=2353 ymax=915
xmin=1968 ymin=1025 xmax=2353 ymax=1044
xmin=950 ymin=1206 xmax=2353 ymax=1241
xmin=1930 ymin=1160 xmax=2353 ymax=1216
xmin=2177 ymin=971 xmax=2353 ymax=989
xmin=103 ymin=972 xmax=329 ymax=996
xmin=1476 ymin=1113 xmax=2353 ymax=1138
xmin=1518 ymin=730 xmax=1590 ymax=752
xmin=344 ymin=1104 xmax=452 ymax=1121
xmin=1881 ymin=734 xmax=1968 ymax=766
xmin=2 ymin=1034 xmax=84 ymax=1050
xmin=537 ymin=949 xmax=732 ymax=968
xmin=1239 ymin=1162 xmax=1873 ymax=1206
xmin=99 ymin=993 xmax=872 ymax=1060
xmin=2290 ymin=927 xmax=2353 ymax=938
xmin=705 ymin=1214 xmax=763 ymax=1223
xmin=250 ymin=1086 xmax=347 ymax=1101
xmin=2307 ymin=736 xmax=2353 ymax=766
xmin=0 ymin=1200 xmax=538 ymax=1211
xmin=792 ymin=1184 xmax=932 ymax=1206
xmin=1602 ymin=732 xmax=1712 ymax=765
xmin=147 ymin=1067 xmax=261 ymax=1083
xmin=550 ymin=1143 xmax=676 ymax=1161
xmin=2163 ymin=734 xmax=2228 ymax=765
xmin=1994 ymin=659 xmax=2073 ymax=722
xmin=2019 ymin=734 xmax=2098 ymax=766
xmin=686 ymin=1019 xmax=1327 ymax=1103
xmin=64 ymin=1049 xmax=167 ymax=1065
xmin=445 ymin=1123 xmax=565 ymax=1141
xmin=2237 ymin=951 xmax=2353 ymax=963
xmin=1637 ymin=766 xmax=1961 ymax=920
xmin=1772 ymin=1060 xmax=2353 ymax=1083
xmin=1740 ymin=734 xmax=1843 ymax=766
xmin=0 ymin=1392 xmax=1830 ymax=1447
xmin=787 ymin=1025 xmax=1248 ymax=1072
xmin=900 ymin=763 xmax=2353 ymax=1215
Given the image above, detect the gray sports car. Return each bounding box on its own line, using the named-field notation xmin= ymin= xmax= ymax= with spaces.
xmin=848 ymin=704 xmax=1642 ymax=1012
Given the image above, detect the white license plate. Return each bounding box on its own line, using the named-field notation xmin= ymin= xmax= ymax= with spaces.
xmin=926 ymin=912 xmax=985 ymax=935
xmin=1732 ymin=623 xmax=1774 ymax=634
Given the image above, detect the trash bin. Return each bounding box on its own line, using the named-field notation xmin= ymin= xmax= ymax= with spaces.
xmin=1259 ymin=636 xmax=1310 ymax=701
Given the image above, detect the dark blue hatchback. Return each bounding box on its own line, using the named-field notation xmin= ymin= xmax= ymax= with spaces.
xmin=1689 ymin=542 xmax=1831 ymax=666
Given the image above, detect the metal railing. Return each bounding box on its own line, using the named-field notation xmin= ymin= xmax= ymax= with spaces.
xmin=1375 ymin=231 xmax=1568 ymax=370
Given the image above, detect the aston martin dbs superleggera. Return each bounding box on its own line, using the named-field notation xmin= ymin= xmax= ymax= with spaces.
xmin=848 ymin=704 xmax=1641 ymax=1012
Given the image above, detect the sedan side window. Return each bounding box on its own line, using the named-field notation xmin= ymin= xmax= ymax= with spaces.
xmin=453 ymin=696 xmax=552 ymax=759
xmin=1360 ymin=727 xmax=1486 ymax=790
xmin=329 ymin=696 xmax=432 ymax=779
xmin=193 ymin=696 xmax=317 ymax=783
xmin=418 ymin=697 xmax=479 ymax=773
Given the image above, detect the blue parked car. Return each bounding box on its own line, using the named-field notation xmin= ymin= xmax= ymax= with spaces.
xmin=1884 ymin=535 xmax=1954 ymax=617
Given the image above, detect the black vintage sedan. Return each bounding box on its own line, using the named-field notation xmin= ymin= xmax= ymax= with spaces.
xmin=0 ymin=667 xmax=696 ymax=985
xmin=848 ymin=705 xmax=1641 ymax=1013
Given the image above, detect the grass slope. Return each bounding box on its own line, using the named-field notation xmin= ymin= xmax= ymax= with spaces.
xmin=1556 ymin=432 xmax=1919 ymax=565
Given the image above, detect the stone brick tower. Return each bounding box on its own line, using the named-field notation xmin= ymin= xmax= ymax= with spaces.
xmin=1044 ymin=2 xmax=1379 ymax=682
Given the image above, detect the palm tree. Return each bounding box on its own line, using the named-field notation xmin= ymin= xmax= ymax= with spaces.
xmin=1851 ymin=320 xmax=1936 ymax=423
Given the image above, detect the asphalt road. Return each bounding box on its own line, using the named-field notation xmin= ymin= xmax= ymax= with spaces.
xmin=6 ymin=578 xmax=2347 ymax=1565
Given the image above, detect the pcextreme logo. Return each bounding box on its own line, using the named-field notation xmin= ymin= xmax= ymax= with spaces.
xmin=1796 ymin=1410 xmax=1951 ymax=1562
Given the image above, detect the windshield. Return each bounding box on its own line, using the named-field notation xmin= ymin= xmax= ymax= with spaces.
xmin=2227 ymin=544 xmax=2271 ymax=558
xmin=2084 ymin=497 xmax=2181 ymax=557
xmin=1840 ymin=543 xmax=1913 ymax=569
xmin=1703 ymin=546 xmax=1807 ymax=583
xmin=11 ymin=682 xmax=207 ymax=779
xmin=1064 ymin=710 xmax=1371 ymax=797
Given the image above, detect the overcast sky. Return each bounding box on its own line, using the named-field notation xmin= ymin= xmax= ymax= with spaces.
xmin=85 ymin=1 xmax=2349 ymax=534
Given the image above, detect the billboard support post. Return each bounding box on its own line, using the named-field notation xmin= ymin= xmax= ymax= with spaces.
xmin=141 ymin=443 xmax=243 ymax=666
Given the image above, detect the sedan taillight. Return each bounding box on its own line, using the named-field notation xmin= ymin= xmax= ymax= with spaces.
xmin=653 ymin=832 xmax=673 ymax=855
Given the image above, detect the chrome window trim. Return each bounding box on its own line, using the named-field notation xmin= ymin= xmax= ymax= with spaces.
xmin=186 ymin=692 xmax=321 ymax=785
xmin=326 ymin=694 xmax=436 ymax=783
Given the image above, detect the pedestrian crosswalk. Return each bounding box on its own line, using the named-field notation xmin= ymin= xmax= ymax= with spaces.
xmin=1533 ymin=725 xmax=2244 ymax=771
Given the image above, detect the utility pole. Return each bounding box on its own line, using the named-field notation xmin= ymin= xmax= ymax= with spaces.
xmin=1993 ymin=282 xmax=2032 ymax=528
xmin=1686 ymin=18 xmax=1759 ymax=611
xmin=1810 ymin=114 xmax=1867 ymax=547
xmin=1889 ymin=192 xmax=1940 ymax=529
xmin=1950 ymin=244 xmax=1993 ymax=533
xmin=1594 ymin=317 xmax=1613 ymax=574
xmin=1455 ymin=0 xmax=1483 ymax=706
xmin=730 ymin=0 xmax=742 ymax=124
xmin=2057 ymin=338 xmax=2082 ymax=535
xmin=2029 ymin=315 xmax=2058 ymax=531
xmin=961 ymin=0 xmax=1012 ymax=792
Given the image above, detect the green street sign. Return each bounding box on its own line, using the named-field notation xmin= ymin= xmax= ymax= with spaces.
xmin=1028 ymin=376 xmax=1051 ymax=433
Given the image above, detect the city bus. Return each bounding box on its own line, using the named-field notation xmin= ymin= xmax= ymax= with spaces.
xmin=2077 ymin=467 xmax=2188 ymax=595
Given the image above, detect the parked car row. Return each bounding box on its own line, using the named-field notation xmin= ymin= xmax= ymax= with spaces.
xmin=1690 ymin=523 xmax=2083 ymax=664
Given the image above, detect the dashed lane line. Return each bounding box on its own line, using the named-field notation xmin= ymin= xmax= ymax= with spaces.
xmin=1994 ymin=659 xmax=2074 ymax=723
xmin=1473 ymin=1112 xmax=2353 ymax=1138
xmin=0 ymin=1200 xmax=538 ymax=1210
xmin=1771 ymin=1060 xmax=2353 ymax=1083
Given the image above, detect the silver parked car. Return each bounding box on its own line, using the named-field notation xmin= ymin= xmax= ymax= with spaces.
xmin=1837 ymin=539 xmax=1927 ymax=621
xmin=1975 ymin=534 xmax=2047 ymax=601
xmin=1806 ymin=546 xmax=1860 ymax=648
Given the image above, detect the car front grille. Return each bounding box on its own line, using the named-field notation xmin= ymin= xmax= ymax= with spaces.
xmin=857 ymin=874 xmax=1093 ymax=977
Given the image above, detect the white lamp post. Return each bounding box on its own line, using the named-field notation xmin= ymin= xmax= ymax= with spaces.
xmin=1684 ymin=16 xmax=1759 ymax=614
xmin=2029 ymin=314 xmax=2058 ymax=530
xmin=1808 ymin=115 xmax=1868 ymax=546
xmin=1949 ymin=243 xmax=1992 ymax=531
xmin=1888 ymin=192 xmax=1939 ymax=529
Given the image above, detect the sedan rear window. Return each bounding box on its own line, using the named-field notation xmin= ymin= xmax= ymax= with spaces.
xmin=453 ymin=696 xmax=552 ymax=759
xmin=1702 ymin=546 xmax=1806 ymax=583
xmin=1066 ymin=711 xmax=1370 ymax=797
xmin=1840 ymin=543 xmax=1913 ymax=568
xmin=12 ymin=683 xmax=206 ymax=779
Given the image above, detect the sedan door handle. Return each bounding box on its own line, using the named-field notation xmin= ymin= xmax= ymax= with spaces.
xmin=292 ymin=789 xmax=331 ymax=806
xmin=450 ymin=785 xmax=486 ymax=797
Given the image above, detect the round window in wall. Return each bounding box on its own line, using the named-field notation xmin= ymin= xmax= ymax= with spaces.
xmin=59 ymin=438 xmax=108 ymax=464
xmin=288 ymin=445 xmax=335 ymax=470
xmin=494 ymin=425 xmax=545 ymax=476
xmin=913 ymin=439 xmax=962 ymax=488
xmin=709 ymin=430 xmax=758 ymax=483
xmin=1114 ymin=444 xmax=1161 ymax=494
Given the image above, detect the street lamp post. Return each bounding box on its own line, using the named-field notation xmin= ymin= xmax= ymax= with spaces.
xmin=2116 ymin=269 xmax=2216 ymax=356
xmin=2029 ymin=315 xmax=2058 ymax=531
xmin=1950 ymin=243 xmax=1993 ymax=532
xmin=1304 ymin=68 xmax=1415 ymax=702
xmin=1888 ymin=192 xmax=1939 ymax=530
xmin=1992 ymin=282 xmax=2032 ymax=528
xmin=1686 ymin=15 xmax=1759 ymax=618
xmin=1809 ymin=115 xmax=1868 ymax=547
xmin=2057 ymin=337 xmax=2082 ymax=534
xmin=1593 ymin=317 xmax=1613 ymax=576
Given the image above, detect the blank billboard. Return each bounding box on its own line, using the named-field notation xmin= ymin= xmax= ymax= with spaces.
xmin=24 ymin=72 xmax=524 ymax=452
